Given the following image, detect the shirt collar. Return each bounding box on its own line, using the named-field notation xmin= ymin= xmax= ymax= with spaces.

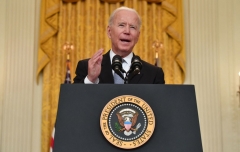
xmin=110 ymin=49 xmax=133 ymax=65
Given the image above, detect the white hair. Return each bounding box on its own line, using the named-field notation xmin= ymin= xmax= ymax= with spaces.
xmin=108 ymin=6 xmax=142 ymax=29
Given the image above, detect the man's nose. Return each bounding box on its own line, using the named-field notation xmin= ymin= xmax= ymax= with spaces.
xmin=124 ymin=26 xmax=130 ymax=34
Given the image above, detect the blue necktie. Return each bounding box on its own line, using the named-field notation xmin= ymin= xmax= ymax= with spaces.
xmin=114 ymin=72 xmax=124 ymax=84
xmin=113 ymin=59 xmax=125 ymax=84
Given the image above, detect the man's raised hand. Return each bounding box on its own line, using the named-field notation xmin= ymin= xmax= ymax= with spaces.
xmin=87 ymin=48 xmax=104 ymax=83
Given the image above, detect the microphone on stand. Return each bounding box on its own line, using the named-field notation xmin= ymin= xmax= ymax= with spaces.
xmin=130 ymin=55 xmax=142 ymax=75
xmin=124 ymin=55 xmax=142 ymax=84
xmin=111 ymin=55 xmax=125 ymax=80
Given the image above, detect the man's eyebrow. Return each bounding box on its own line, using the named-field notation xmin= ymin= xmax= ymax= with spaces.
xmin=117 ymin=21 xmax=126 ymax=24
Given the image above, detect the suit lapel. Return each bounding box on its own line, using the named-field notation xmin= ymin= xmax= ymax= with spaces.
xmin=99 ymin=51 xmax=114 ymax=83
xmin=128 ymin=70 xmax=144 ymax=83
xmin=128 ymin=56 xmax=144 ymax=84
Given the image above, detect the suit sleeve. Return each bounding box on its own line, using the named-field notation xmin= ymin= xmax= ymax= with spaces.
xmin=73 ymin=59 xmax=89 ymax=83
xmin=142 ymin=60 xmax=165 ymax=84
xmin=155 ymin=67 xmax=165 ymax=84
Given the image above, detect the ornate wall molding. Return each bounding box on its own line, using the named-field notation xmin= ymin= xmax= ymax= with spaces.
xmin=62 ymin=0 xmax=164 ymax=4
xmin=100 ymin=0 xmax=125 ymax=3
xmin=144 ymin=0 xmax=163 ymax=3
xmin=100 ymin=0 xmax=163 ymax=3
xmin=62 ymin=0 xmax=81 ymax=3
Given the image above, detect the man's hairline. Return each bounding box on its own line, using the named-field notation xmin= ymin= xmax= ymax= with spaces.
xmin=108 ymin=7 xmax=142 ymax=30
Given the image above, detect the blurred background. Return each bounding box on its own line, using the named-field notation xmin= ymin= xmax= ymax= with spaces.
xmin=0 ymin=0 xmax=240 ymax=152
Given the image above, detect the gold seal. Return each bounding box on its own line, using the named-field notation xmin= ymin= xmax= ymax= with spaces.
xmin=100 ymin=95 xmax=155 ymax=149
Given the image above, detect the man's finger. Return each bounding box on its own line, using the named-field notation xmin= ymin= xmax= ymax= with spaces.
xmin=91 ymin=49 xmax=104 ymax=60
xmin=90 ymin=49 xmax=104 ymax=63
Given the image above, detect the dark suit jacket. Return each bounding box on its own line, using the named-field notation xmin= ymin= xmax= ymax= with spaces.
xmin=73 ymin=51 xmax=165 ymax=84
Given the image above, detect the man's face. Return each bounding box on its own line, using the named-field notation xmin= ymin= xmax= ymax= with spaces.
xmin=107 ymin=10 xmax=140 ymax=57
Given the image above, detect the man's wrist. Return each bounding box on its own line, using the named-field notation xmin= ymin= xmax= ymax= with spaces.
xmin=84 ymin=76 xmax=99 ymax=84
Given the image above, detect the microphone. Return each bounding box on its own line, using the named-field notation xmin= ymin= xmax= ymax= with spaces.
xmin=111 ymin=55 xmax=125 ymax=79
xmin=124 ymin=55 xmax=142 ymax=84
xmin=130 ymin=55 xmax=142 ymax=75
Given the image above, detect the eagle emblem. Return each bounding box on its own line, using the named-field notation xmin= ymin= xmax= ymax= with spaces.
xmin=116 ymin=108 xmax=141 ymax=136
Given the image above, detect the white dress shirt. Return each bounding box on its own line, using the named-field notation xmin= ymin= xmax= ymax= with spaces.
xmin=84 ymin=50 xmax=133 ymax=84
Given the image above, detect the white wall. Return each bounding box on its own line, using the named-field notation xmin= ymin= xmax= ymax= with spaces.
xmin=184 ymin=0 xmax=240 ymax=152
xmin=218 ymin=0 xmax=240 ymax=151
xmin=0 ymin=0 xmax=7 ymax=148
xmin=0 ymin=0 xmax=42 ymax=152
xmin=0 ymin=0 xmax=239 ymax=152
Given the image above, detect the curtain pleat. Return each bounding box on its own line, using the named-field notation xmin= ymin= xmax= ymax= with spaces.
xmin=37 ymin=0 xmax=185 ymax=151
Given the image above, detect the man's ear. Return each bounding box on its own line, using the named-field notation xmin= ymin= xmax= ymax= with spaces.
xmin=107 ymin=26 xmax=111 ymax=39
xmin=136 ymin=31 xmax=140 ymax=42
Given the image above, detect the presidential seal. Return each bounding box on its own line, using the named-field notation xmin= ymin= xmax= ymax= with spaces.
xmin=100 ymin=95 xmax=155 ymax=149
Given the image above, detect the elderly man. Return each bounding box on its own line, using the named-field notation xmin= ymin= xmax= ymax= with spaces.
xmin=73 ymin=6 xmax=165 ymax=84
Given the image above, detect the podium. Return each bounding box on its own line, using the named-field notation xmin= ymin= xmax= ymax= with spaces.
xmin=53 ymin=84 xmax=202 ymax=152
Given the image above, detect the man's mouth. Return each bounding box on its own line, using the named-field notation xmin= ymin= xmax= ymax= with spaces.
xmin=120 ymin=39 xmax=131 ymax=42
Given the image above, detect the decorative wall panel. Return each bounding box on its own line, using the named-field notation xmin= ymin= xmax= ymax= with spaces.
xmin=184 ymin=0 xmax=240 ymax=152
xmin=0 ymin=0 xmax=39 ymax=152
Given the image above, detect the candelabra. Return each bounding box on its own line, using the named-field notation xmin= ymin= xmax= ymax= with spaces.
xmin=152 ymin=40 xmax=163 ymax=67
xmin=63 ymin=42 xmax=74 ymax=60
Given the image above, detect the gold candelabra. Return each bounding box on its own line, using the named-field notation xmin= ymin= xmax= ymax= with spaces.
xmin=152 ymin=39 xmax=163 ymax=67
xmin=63 ymin=42 xmax=74 ymax=60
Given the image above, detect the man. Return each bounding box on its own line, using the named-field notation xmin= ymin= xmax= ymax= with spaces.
xmin=73 ymin=6 xmax=165 ymax=84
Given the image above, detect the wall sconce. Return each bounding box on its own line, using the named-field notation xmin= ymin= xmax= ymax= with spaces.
xmin=238 ymin=72 xmax=240 ymax=107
